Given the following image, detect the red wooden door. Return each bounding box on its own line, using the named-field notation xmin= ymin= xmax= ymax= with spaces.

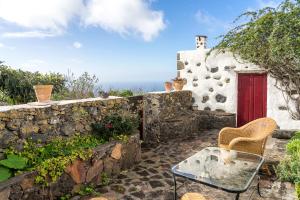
xmin=237 ymin=73 xmax=267 ymax=127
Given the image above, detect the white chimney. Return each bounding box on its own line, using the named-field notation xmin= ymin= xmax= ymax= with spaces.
xmin=195 ymin=35 xmax=207 ymax=50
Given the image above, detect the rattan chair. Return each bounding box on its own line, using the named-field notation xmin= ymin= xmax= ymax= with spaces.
xmin=181 ymin=193 xmax=206 ymax=200
xmin=218 ymin=117 xmax=277 ymax=155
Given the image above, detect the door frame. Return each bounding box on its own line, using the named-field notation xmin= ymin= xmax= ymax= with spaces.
xmin=236 ymin=71 xmax=267 ymax=127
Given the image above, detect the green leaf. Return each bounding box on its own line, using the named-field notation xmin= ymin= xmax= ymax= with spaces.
xmin=0 ymin=154 xmax=28 ymax=170
xmin=0 ymin=166 xmax=12 ymax=182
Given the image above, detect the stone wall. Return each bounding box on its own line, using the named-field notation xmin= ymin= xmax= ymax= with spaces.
xmin=0 ymin=97 xmax=143 ymax=154
xmin=143 ymin=91 xmax=236 ymax=146
xmin=0 ymin=134 xmax=141 ymax=200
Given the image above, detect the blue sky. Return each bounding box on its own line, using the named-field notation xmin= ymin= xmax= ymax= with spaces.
xmin=0 ymin=0 xmax=280 ymax=82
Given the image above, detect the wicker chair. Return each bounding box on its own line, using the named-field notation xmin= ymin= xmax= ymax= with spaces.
xmin=181 ymin=193 xmax=206 ymax=200
xmin=218 ymin=117 xmax=277 ymax=155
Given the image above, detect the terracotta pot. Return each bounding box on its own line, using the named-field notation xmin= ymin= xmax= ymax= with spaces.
xmin=173 ymin=80 xmax=185 ymax=91
xmin=164 ymin=82 xmax=172 ymax=92
xmin=33 ymin=85 xmax=53 ymax=103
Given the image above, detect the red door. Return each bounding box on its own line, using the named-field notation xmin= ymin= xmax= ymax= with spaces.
xmin=237 ymin=73 xmax=267 ymax=127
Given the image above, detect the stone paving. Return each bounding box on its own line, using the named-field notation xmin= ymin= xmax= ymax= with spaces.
xmin=81 ymin=130 xmax=296 ymax=200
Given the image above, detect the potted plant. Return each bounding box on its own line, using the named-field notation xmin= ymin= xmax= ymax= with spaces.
xmin=33 ymin=85 xmax=53 ymax=103
xmin=172 ymin=77 xmax=186 ymax=91
xmin=164 ymin=81 xmax=172 ymax=92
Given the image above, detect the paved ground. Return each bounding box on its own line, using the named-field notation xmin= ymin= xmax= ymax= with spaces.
xmin=82 ymin=130 xmax=296 ymax=200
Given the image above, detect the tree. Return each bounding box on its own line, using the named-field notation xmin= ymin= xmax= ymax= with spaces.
xmin=212 ymin=0 xmax=300 ymax=119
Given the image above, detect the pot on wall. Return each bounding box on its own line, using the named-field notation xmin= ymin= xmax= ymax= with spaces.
xmin=164 ymin=81 xmax=172 ymax=92
xmin=172 ymin=78 xmax=186 ymax=91
xmin=33 ymin=85 xmax=53 ymax=103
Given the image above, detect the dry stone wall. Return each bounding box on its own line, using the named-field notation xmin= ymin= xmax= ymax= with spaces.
xmin=0 ymin=134 xmax=141 ymax=200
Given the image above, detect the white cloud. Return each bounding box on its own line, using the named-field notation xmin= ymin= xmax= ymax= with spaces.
xmin=1 ymin=30 xmax=61 ymax=38
xmin=195 ymin=10 xmax=231 ymax=33
xmin=0 ymin=0 xmax=165 ymax=41
xmin=0 ymin=43 xmax=4 ymax=48
xmin=73 ymin=41 xmax=82 ymax=49
xmin=83 ymin=0 xmax=165 ymax=41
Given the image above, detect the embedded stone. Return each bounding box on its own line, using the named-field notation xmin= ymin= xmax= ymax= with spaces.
xmin=177 ymin=61 xmax=185 ymax=70
xmin=193 ymin=76 xmax=198 ymax=81
xmin=61 ymin=124 xmax=75 ymax=136
xmin=20 ymin=124 xmax=39 ymax=137
xmin=0 ymin=188 xmax=10 ymax=200
xmin=0 ymin=123 xmax=5 ymax=130
xmin=111 ymin=144 xmax=122 ymax=160
xmin=224 ymin=66 xmax=231 ymax=70
xmin=177 ymin=71 xmax=180 ymax=77
xmin=191 ymin=97 xmax=196 ymax=103
xmin=204 ymin=107 xmax=211 ymax=111
xmin=216 ymin=109 xmax=225 ymax=112
xmin=216 ymin=94 xmax=227 ymax=103
xmin=202 ymin=96 xmax=209 ymax=103
xmin=187 ymin=69 xmax=192 ymax=73
xmin=193 ymin=83 xmax=198 ymax=87
xmin=205 ymin=75 xmax=211 ymax=79
xmin=213 ymin=75 xmax=221 ymax=80
xmin=278 ymin=106 xmax=288 ymax=110
xmin=196 ymin=62 xmax=201 ymax=67
xmin=0 ymin=130 xmax=17 ymax=148
xmin=209 ymin=88 xmax=214 ymax=92
xmin=225 ymin=78 xmax=230 ymax=83
xmin=6 ymin=120 xmax=21 ymax=131
xmin=20 ymin=178 xmax=35 ymax=190
xmin=211 ymin=66 xmax=219 ymax=73
xmin=86 ymin=160 xmax=103 ymax=182
xmin=184 ymin=61 xmax=189 ymax=65
xmin=177 ymin=53 xmax=180 ymax=60
xmin=65 ymin=160 xmax=87 ymax=184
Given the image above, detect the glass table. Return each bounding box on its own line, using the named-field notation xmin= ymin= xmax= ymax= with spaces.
xmin=171 ymin=147 xmax=264 ymax=200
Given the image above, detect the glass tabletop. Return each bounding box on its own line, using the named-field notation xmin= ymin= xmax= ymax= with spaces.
xmin=171 ymin=147 xmax=264 ymax=192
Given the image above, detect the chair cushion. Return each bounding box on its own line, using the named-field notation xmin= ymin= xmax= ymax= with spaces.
xmin=181 ymin=193 xmax=206 ymax=200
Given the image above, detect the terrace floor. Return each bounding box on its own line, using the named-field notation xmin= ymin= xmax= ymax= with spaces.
xmin=82 ymin=130 xmax=296 ymax=200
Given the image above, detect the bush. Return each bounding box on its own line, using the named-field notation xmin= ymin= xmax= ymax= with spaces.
xmin=108 ymin=89 xmax=134 ymax=97
xmin=0 ymin=90 xmax=13 ymax=105
xmin=0 ymin=65 xmax=66 ymax=104
xmin=53 ymin=71 xmax=101 ymax=100
xmin=92 ymin=112 xmax=139 ymax=141
xmin=277 ymin=130 xmax=300 ymax=191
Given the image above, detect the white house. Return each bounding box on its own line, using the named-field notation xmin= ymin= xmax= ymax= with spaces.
xmin=177 ymin=36 xmax=300 ymax=130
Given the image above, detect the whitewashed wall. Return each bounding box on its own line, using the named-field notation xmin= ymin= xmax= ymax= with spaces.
xmin=177 ymin=36 xmax=300 ymax=129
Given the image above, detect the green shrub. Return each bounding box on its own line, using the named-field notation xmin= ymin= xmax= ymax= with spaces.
xmin=0 ymin=154 xmax=27 ymax=181
xmin=92 ymin=112 xmax=139 ymax=140
xmin=5 ymin=134 xmax=105 ymax=185
xmin=0 ymin=65 xmax=66 ymax=104
xmin=0 ymin=90 xmax=14 ymax=105
xmin=108 ymin=89 xmax=134 ymax=97
xmin=296 ymin=182 xmax=300 ymax=199
xmin=277 ymin=131 xmax=300 ymax=185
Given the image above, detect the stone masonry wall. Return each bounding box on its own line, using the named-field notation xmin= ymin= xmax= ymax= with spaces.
xmin=143 ymin=91 xmax=236 ymax=146
xmin=0 ymin=96 xmax=143 ymax=155
xmin=0 ymin=134 xmax=141 ymax=200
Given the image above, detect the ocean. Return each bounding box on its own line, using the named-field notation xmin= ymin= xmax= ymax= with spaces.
xmin=100 ymin=81 xmax=165 ymax=93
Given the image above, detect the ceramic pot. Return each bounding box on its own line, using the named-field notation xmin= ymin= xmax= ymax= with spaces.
xmin=33 ymin=85 xmax=53 ymax=103
xmin=164 ymin=82 xmax=172 ymax=92
xmin=173 ymin=80 xmax=185 ymax=91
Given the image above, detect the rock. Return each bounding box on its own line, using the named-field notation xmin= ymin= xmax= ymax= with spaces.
xmin=273 ymin=129 xmax=296 ymax=139
xmin=196 ymin=63 xmax=201 ymax=67
xmin=20 ymin=124 xmax=39 ymax=137
xmin=20 ymin=178 xmax=34 ymax=190
xmin=86 ymin=160 xmax=103 ymax=182
xmin=177 ymin=53 xmax=180 ymax=60
xmin=184 ymin=61 xmax=189 ymax=65
xmin=211 ymin=66 xmax=219 ymax=73
xmin=205 ymin=75 xmax=211 ymax=79
xmin=0 ymin=130 xmax=18 ymax=148
xmin=215 ymin=109 xmax=225 ymax=112
xmin=278 ymin=106 xmax=288 ymax=110
xmin=217 ymin=82 xmax=223 ymax=87
xmin=61 ymin=124 xmax=75 ymax=136
xmin=6 ymin=120 xmax=21 ymax=131
xmin=0 ymin=123 xmax=5 ymax=130
xmin=216 ymin=94 xmax=227 ymax=103
xmin=111 ymin=144 xmax=122 ymax=160
xmin=202 ymin=96 xmax=209 ymax=103
xmin=213 ymin=75 xmax=221 ymax=80
xmin=0 ymin=188 xmax=11 ymax=200
xmin=65 ymin=160 xmax=87 ymax=184
xmin=204 ymin=107 xmax=211 ymax=111
xmin=177 ymin=61 xmax=185 ymax=70
xmin=193 ymin=83 xmax=198 ymax=87
xmin=187 ymin=69 xmax=192 ymax=73
xmin=225 ymin=78 xmax=230 ymax=83
xmin=209 ymin=88 xmax=214 ymax=92
xmin=89 ymin=198 xmax=108 ymax=200
xmin=193 ymin=76 xmax=198 ymax=81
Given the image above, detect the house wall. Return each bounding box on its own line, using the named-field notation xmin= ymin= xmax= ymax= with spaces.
xmin=177 ymin=37 xmax=300 ymax=130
